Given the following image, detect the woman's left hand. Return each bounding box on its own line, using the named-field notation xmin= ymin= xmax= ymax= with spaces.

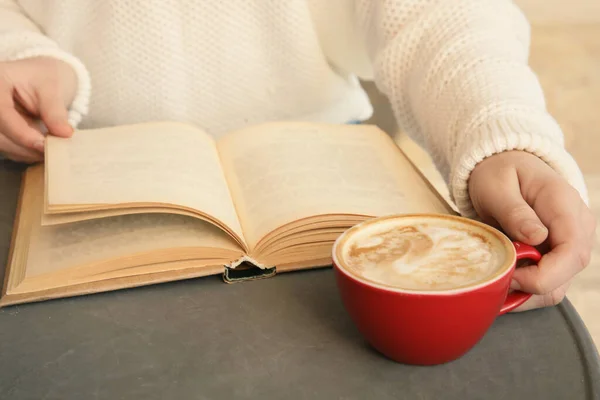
xmin=468 ymin=150 xmax=596 ymax=311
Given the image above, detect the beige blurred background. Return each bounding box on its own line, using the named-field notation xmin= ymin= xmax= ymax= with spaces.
xmin=365 ymin=1 xmax=600 ymax=345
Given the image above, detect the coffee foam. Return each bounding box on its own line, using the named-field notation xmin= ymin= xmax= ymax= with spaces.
xmin=339 ymin=216 xmax=508 ymax=291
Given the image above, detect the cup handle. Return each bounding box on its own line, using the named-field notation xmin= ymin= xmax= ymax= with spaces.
xmin=498 ymin=241 xmax=543 ymax=315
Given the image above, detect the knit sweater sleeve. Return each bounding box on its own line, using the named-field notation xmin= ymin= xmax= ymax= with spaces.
xmin=0 ymin=0 xmax=90 ymax=126
xmin=354 ymin=0 xmax=589 ymax=217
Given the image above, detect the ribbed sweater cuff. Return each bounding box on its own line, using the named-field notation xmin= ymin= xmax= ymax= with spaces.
xmin=450 ymin=112 xmax=589 ymax=218
xmin=8 ymin=48 xmax=91 ymax=128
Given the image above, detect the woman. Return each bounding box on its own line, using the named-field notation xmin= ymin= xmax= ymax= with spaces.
xmin=0 ymin=0 xmax=594 ymax=310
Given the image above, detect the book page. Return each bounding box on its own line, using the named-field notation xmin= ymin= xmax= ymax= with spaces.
xmin=217 ymin=122 xmax=451 ymax=249
xmin=45 ymin=121 xmax=245 ymax=243
xmin=26 ymin=213 xmax=243 ymax=279
xmin=20 ymin=165 xmax=244 ymax=280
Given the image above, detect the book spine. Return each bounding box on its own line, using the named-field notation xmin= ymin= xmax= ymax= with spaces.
xmin=223 ymin=256 xmax=276 ymax=283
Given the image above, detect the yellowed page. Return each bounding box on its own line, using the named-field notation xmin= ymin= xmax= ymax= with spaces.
xmin=41 ymin=206 xmax=205 ymax=225
xmin=21 ymin=166 xmax=243 ymax=280
xmin=217 ymin=122 xmax=451 ymax=249
xmin=45 ymin=121 xmax=245 ymax=243
xmin=26 ymin=213 xmax=243 ymax=279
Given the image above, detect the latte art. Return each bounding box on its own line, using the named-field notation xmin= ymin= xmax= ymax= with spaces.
xmin=341 ymin=218 xmax=507 ymax=291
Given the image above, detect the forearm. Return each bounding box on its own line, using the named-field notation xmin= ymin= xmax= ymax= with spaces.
xmin=355 ymin=0 xmax=588 ymax=216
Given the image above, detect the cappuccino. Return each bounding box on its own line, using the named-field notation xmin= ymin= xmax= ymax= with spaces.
xmin=338 ymin=216 xmax=508 ymax=291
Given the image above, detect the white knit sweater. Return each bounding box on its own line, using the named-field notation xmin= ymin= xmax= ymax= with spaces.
xmin=0 ymin=0 xmax=588 ymax=215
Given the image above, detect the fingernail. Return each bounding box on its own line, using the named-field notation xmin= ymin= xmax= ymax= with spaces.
xmin=57 ymin=122 xmax=73 ymax=135
xmin=36 ymin=120 xmax=48 ymax=135
xmin=510 ymin=279 xmax=521 ymax=291
xmin=520 ymin=220 xmax=547 ymax=239
xmin=33 ymin=139 xmax=45 ymax=152
xmin=48 ymin=121 xmax=73 ymax=137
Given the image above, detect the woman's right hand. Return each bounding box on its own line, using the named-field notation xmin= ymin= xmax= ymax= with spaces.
xmin=0 ymin=57 xmax=77 ymax=163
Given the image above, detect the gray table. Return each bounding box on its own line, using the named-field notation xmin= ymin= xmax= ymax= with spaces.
xmin=1 ymin=160 xmax=599 ymax=400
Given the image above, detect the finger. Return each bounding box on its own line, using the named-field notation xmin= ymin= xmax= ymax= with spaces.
xmin=471 ymin=167 xmax=548 ymax=245
xmin=36 ymin=81 xmax=72 ymax=137
xmin=513 ymin=191 xmax=592 ymax=295
xmin=0 ymin=133 xmax=43 ymax=163
xmin=511 ymin=281 xmax=571 ymax=312
xmin=0 ymin=112 xmax=46 ymax=162
xmin=0 ymin=82 xmax=45 ymax=152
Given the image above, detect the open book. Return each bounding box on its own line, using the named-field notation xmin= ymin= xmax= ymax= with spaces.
xmin=1 ymin=121 xmax=453 ymax=306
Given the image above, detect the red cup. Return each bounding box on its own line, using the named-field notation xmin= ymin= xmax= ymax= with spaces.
xmin=332 ymin=214 xmax=542 ymax=366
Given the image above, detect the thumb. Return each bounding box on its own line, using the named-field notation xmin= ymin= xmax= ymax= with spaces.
xmin=36 ymin=82 xmax=73 ymax=138
xmin=471 ymin=168 xmax=548 ymax=246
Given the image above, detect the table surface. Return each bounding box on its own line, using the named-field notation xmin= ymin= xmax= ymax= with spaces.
xmin=1 ymin=161 xmax=599 ymax=400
